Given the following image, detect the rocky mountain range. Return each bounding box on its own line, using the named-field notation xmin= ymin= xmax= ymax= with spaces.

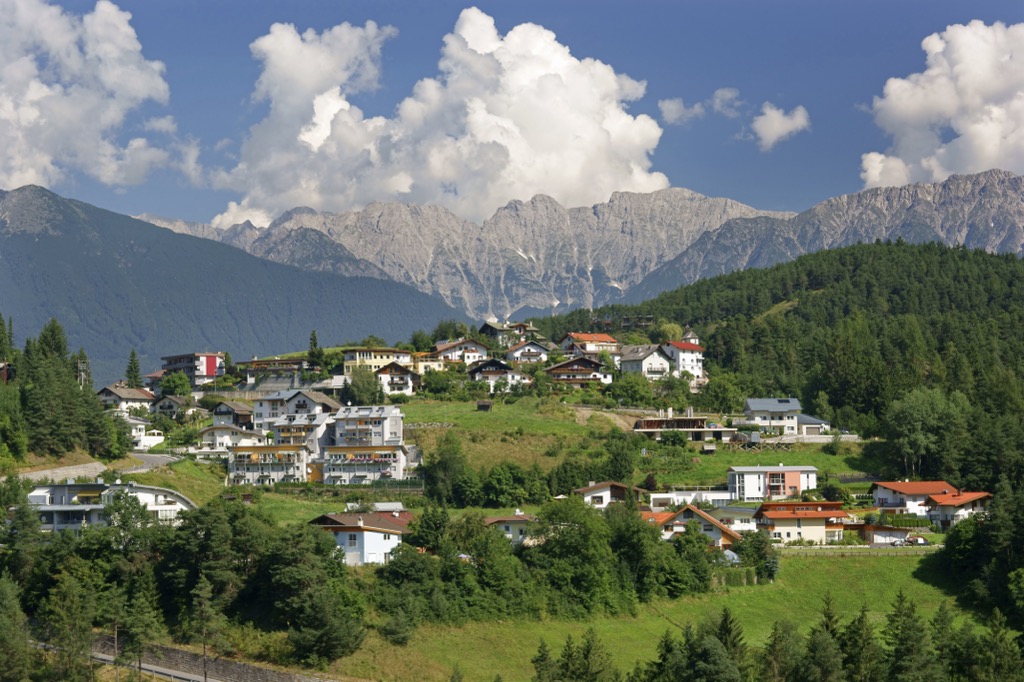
xmin=143 ymin=169 xmax=1024 ymax=320
xmin=142 ymin=188 xmax=794 ymax=320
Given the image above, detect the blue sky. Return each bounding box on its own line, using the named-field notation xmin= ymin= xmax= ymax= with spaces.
xmin=4 ymin=0 xmax=1023 ymax=224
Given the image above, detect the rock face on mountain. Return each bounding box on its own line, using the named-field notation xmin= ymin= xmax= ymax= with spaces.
xmin=0 ymin=187 xmax=460 ymax=386
xmin=628 ymin=170 xmax=1024 ymax=301
xmin=155 ymin=189 xmax=792 ymax=319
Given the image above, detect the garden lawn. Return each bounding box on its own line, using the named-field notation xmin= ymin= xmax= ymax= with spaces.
xmin=126 ymin=459 xmax=226 ymax=506
xmin=335 ymin=553 xmax=974 ymax=682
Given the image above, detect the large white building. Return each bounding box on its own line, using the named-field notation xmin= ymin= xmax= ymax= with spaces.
xmin=727 ymin=465 xmax=818 ymax=501
xmin=743 ymin=398 xmax=802 ymax=435
xmin=661 ymin=339 xmax=706 ymax=389
xmin=160 ymin=352 xmax=225 ymax=388
xmin=28 ymin=481 xmax=196 ymax=531
xmin=310 ymin=512 xmax=410 ymax=566
xmin=317 ymin=405 xmax=411 ymax=485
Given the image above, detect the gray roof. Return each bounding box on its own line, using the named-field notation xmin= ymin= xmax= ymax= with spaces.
xmin=619 ymin=344 xmax=669 ymax=363
xmin=744 ymin=397 xmax=802 ymax=412
xmin=797 ymin=413 xmax=829 ymax=425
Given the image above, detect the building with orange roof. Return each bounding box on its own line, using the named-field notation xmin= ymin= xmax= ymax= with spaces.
xmin=754 ymin=500 xmax=849 ymax=545
xmin=926 ymin=491 xmax=992 ymax=530
xmin=870 ymin=481 xmax=957 ymax=517
xmin=643 ymin=505 xmax=742 ymax=549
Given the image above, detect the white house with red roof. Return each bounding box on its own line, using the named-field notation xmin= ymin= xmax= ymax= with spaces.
xmin=309 ymin=512 xmax=410 ymax=565
xmin=642 ymin=505 xmax=742 ymax=549
xmin=660 ymin=339 xmax=706 ymax=390
xmin=926 ymin=490 xmax=992 ymax=529
xmin=755 ymin=500 xmax=849 ymax=544
xmin=870 ymin=481 xmax=957 ymax=517
xmin=559 ymin=332 xmax=619 ymax=356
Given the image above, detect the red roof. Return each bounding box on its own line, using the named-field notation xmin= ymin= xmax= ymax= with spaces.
xmin=874 ymin=481 xmax=955 ymax=496
xmin=564 ymin=332 xmax=618 ymax=344
xmin=926 ymin=491 xmax=991 ymax=507
xmin=641 ymin=511 xmax=675 ymax=526
xmin=666 ymin=340 xmax=705 ymax=352
xmin=759 ymin=510 xmax=850 ymax=520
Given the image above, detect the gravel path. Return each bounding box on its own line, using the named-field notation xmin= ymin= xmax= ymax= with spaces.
xmin=19 ymin=461 xmax=107 ymax=482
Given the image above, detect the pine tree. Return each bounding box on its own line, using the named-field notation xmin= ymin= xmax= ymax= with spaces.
xmin=125 ymin=349 xmax=142 ymax=388
xmin=307 ymin=330 xmax=326 ymax=370
xmin=884 ymin=590 xmax=941 ymax=682
xmin=187 ymin=575 xmax=229 ymax=682
xmin=975 ymin=609 xmax=1024 ymax=682
xmin=716 ymin=607 xmax=747 ymax=667
xmin=760 ymin=620 xmax=802 ymax=682
xmin=120 ymin=570 xmax=167 ymax=680
xmin=840 ymin=605 xmax=886 ymax=682
xmin=40 ymin=572 xmax=96 ymax=682
xmin=532 ymin=639 xmax=558 ymax=682
xmin=801 ymin=627 xmax=846 ymax=682
xmin=0 ymin=573 xmax=36 ymax=682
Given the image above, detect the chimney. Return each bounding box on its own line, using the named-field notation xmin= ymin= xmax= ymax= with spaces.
xmin=357 ymin=516 xmax=363 ymax=527
xmin=667 ymin=407 xmax=673 ymax=419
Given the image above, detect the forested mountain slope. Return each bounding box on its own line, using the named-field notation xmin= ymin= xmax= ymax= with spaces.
xmin=537 ymin=241 xmax=1024 ymax=487
xmin=0 ymin=186 xmax=461 ymax=386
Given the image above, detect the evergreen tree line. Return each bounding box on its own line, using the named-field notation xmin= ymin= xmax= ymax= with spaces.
xmin=524 ymin=593 xmax=1023 ymax=682
xmin=0 ymin=317 xmax=130 ymax=465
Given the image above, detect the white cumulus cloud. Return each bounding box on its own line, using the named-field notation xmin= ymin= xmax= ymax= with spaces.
xmin=751 ymin=102 xmax=810 ymax=151
xmin=0 ymin=0 xmax=173 ymax=188
xmin=711 ymin=87 xmax=742 ymax=118
xmin=659 ymin=97 xmax=704 ymax=125
xmin=212 ymin=7 xmax=668 ymax=226
xmin=861 ymin=20 xmax=1024 ymax=188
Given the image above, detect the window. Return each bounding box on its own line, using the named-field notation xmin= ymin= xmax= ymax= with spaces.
xmin=796 ymin=519 xmax=802 ymax=528
xmin=591 ymin=495 xmax=604 ymax=505
xmin=383 ymin=534 xmax=391 ymax=540
xmin=504 ymin=525 xmax=511 ymax=532
xmin=348 ymin=534 xmax=357 ymax=547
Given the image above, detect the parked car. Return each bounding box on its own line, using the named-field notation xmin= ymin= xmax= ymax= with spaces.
xmin=906 ymin=536 xmax=929 ymax=546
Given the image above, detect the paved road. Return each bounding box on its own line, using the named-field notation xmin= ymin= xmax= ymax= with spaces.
xmin=19 ymin=452 xmax=179 ymax=482
xmin=20 ymin=462 xmax=107 ymax=482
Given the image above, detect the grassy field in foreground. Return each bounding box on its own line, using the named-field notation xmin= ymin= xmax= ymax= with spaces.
xmin=127 ymin=459 xmax=226 ymax=505
xmin=334 ymin=553 xmax=973 ymax=682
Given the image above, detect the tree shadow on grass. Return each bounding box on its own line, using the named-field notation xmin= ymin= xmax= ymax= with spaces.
xmin=912 ymin=550 xmax=988 ymax=621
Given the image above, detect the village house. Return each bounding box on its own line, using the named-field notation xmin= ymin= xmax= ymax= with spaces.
xmin=150 ymin=394 xmax=192 ymax=420
xmin=796 ymin=413 xmax=832 ymax=437
xmin=198 ymin=424 xmax=267 ymax=451
xmin=727 ymin=465 xmax=818 ymax=501
xmin=755 ymin=500 xmax=849 ymax=544
xmin=211 ymin=401 xmax=254 ymax=430
xmin=236 ymin=357 xmax=307 ymax=386
xmin=28 ymin=481 xmax=196 ymax=531
xmin=227 ymin=444 xmax=309 ymax=485
xmin=375 ymin=362 xmax=420 ymax=397
xmin=642 ymin=505 xmax=742 ymax=549
xmin=647 ymin=487 xmax=733 ymax=510
xmin=559 ymin=332 xmax=619 ymax=356
xmin=660 ymin=337 xmax=706 ymax=390
xmin=870 ymin=481 xmax=957 ymax=517
xmin=467 ymin=358 xmax=532 ymax=393
xmin=707 ymin=505 xmax=760 ymax=534
xmin=479 ymin=320 xmax=542 ymax=347
xmin=926 ymin=490 xmax=992 ymax=529
xmin=96 ymin=383 xmax=155 ymax=415
xmin=317 ymin=405 xmax=411 ymax=485
xmin=160 ymin=352 xmax=225 ymax=388
xmin=741 ymin=398 xmax=803 ymax=434
xmin=343 ymin=347 xmax=413 ymax=375
xmin=409 ymin=352 xmax=445 ymax=375
xmin=252 ymin=389 xmax=340 ymax=432
xmin=544 ymin=356 xmax=613 ymax=389
xmin=487 ymin=510 xmax=537 ymax=546
xmin=125 ymin=415 xmax=164 ymax=451
xmin=620 ymin=344 xmax=673 ymax=381
xmin=505 ymin=339 xmax=555 ymax=364
xmin=433 ymin=339 xmax=489 ymax=365
xmin=309 ymin=512 xmax=410 ymax=566
xmin=573 ymin=481 xmax=647 ymax=509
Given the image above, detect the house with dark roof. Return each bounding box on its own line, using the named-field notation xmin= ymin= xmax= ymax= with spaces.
xmin=212 ymin=401 xmax=254 ymax=430
xmin=96 ymin=383 xmax=155 ymax=414
xmin=505 ymin=339 xmax=555 ymax=364
xmin=544 ymin=356 xmax=613 ymax=389
xmin=620 ymin=344 xmax=673 ymax=381
xmin=487 ymin=510 xmax=537 ymax=546
xmin=433 ymin=339 xmax=489 ymax=364
xmin=151 ymin=394 xmax=190 ymax=419
xmin=467 ymin=358 xmax=531 ymax=393
xmin=375 ymin=361 xmax=420 ymax=397
xmin=743 ymin=398 xmax=803 ymax=434
xmin=309 ymin=512 xmax=410 ymax=565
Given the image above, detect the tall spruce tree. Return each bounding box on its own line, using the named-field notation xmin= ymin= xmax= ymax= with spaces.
xmin=125 ymin=349 xmax=142 ymax=388
xmin=0 ymin=573 xmax=36 ymax=682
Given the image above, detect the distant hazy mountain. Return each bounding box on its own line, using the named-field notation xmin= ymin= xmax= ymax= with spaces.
xmin=146 ymin=189 xmax=793 ymax=320
xmin=628 ymin=170 xmax=1024 ymax=301
xmin=0 ymin=186 xmax=461 ymax=386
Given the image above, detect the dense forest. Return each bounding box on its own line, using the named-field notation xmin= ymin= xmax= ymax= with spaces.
xmin=535 ymin=240 xmax=1024 ymax=629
